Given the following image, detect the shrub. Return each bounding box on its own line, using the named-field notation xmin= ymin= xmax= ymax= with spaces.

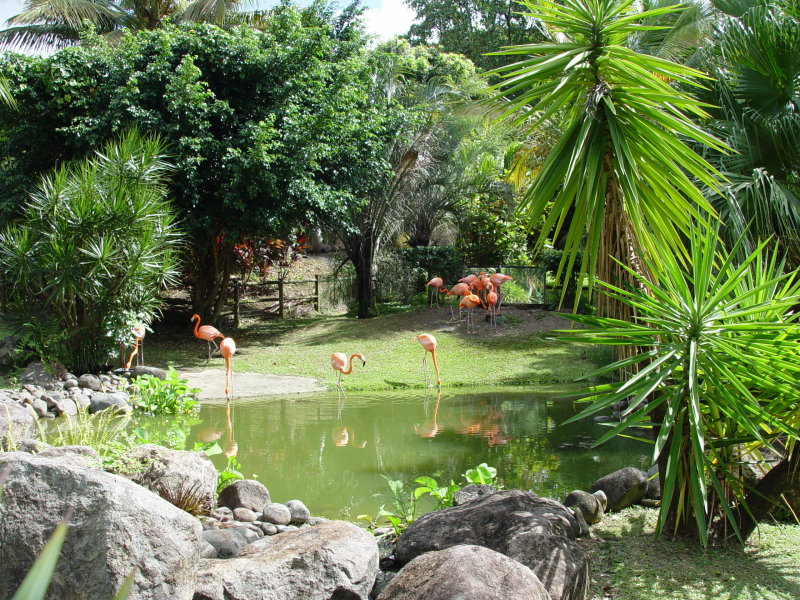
xmin=129 ymin=368 xmax=200 ymax=415
xmin=0 ymin=132 xmax=182 ymax=372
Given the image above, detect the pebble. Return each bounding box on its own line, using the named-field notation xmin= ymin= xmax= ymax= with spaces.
xmin=261 ymin=503 xmax=292 ymax=526
xmin=233 ymin=508 xmax=258 ymax=523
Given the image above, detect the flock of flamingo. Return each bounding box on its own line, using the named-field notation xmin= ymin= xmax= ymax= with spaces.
xmin=122 ymin=271 xmax=513 ymax=401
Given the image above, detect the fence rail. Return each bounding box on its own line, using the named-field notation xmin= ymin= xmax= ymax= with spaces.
xmin=231 ymin=275 xmax=322 ymax=325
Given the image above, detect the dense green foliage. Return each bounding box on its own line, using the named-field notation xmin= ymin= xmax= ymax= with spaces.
xmin=0 ymin=132 xmax=181 ymax=372
xmin=129 ymin=368 xmax=200 ymax=415
xmin=405 ymin=0 xmax=545 ymax=73
xmin=560 ymin=225 xmax=800 ymax=545
xmin=0 ymin=6 xmax=395 ymax=320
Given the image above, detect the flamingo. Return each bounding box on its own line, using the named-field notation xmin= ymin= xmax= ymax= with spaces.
xmin=426 ymin=277 xmax=446 ymax=308
xmin=459 ymin=274 xmax=478 ymax=287
xmin=445 ymin=282 xmax=471 ymax=320
xmin=489 ymin=273 xmax=513 ymax=312
xmin=330 ymin=353 xmax=366 ymax=390
xmin=414 ymin=333 xmax=441 ymax=387
xmin=486 ymin=285 xmax=499 ymax=333
xmin=191 ymin=314 xmax=225 ymax=361
xmin=459 ymin=293 xmax=484 ymax=333
xmin=125 ymin=324 xmax=146 ymax=369
xmin=220 ymin=336 xmax=236 ymax=400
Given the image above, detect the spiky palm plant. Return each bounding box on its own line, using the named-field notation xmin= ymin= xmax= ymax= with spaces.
xmin=560 ymin=224 xmax=800 ymax=545
xmin=489 ymin=0 xmax=727 ymax=318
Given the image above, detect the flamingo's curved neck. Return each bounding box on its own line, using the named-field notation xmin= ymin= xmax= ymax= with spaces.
xmin=192 ymin=316 xmax=200 ymax=336
xmin=342 ymin=354 xmax=356 ymax=375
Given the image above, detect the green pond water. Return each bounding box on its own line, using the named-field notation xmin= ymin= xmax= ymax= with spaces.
xmin=133 ymin=386 xmax=651 ymax=520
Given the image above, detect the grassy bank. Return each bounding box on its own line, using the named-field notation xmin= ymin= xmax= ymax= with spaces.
xmin=584 ymin=507 xmax=800 ymax=600
xmin=145 ymin=306 xmax=609 ymax=391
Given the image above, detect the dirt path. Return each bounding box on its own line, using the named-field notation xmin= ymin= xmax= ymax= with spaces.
xmin=182 ymin=369 xmax=326 ymax=401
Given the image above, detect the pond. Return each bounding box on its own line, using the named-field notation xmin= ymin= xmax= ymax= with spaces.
xmin=133 ymin=386 xmax=651 ymax=520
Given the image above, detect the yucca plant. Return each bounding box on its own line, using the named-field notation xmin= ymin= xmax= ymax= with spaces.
xmin=559 ymin=223 xmax=800 ymax=545
xmin=488 ymin=0 xmax=727 ymax=318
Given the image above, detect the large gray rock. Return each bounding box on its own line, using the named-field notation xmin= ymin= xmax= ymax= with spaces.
xmin=453 ymin=483 xmax=496 ymax=506
xmin=218 ymin=479 xmax=270 ymax=512
xmin=564 ymin=490 xmax=605 ymax=524
xmin=37 ymin=445 xmax=101 ymax=469
xmin=20 ymin=361 xmax=59 ymax=389
xmin=120 ymin=444 xmax=218 ymax=512
xmin=194 ymin=520 xmax=378 ymax=600
xmin=89 ymin=392 xmax=131 ymax=414
xmin=78 ymin=373 xmax=103 ymax=391
xmin=0 ymin=399 xmax=36 ymax=447
xmin=131 ymin=366 xmax=167 ymax=380
xmin=394 ymin=490 xmax=589 ymax=600
xmin=0 ymin=452 xmax=204 ymax=600
xmin=377 ymin=544 xmax=552 ymax=600
xmin=201 ymin=528 xmax=250 ymax=559
xmin=590 ymin=467 xmax=648 ymax=512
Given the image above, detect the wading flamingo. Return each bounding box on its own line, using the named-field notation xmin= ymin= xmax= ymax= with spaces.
xmin=426 ymin=276 xmax=446 ymax=308
xmin=220 ymin=336 xmax=236 ymax=400
xmin=191 ymin=314 xmax=225 ymax=361
xmin=125 ymin=324 xmax=146 ymax=369
xmin=330 ymin=353 xmax=366 ymax=391
xmin=414 ymin=333 xmax=441 ymax=387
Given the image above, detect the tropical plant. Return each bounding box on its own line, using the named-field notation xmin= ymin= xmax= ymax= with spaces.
xmin=0 ymin=131 xmax=182 ymax=373
xmin=216 ymin=455 xmax=244 ymax=494
xmin=696 ymin=0 xmax=800 ymax=264
xmin=129 ymin=368 xmax=200 ymax=415
xmin=0 ymin=0 xmax=249 ymax=52
xmin=463 ymin=462 xmax=498 ymax=486
xmin=559 ymin=224 xmax=800 ymax=546
xmin=489 ymin=0 xmax=726 ymax=317
xmin=42 ymin=407 xmax=134 ymax=463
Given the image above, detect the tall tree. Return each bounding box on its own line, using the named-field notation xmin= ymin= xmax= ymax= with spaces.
xmin=489 ymin=0 xmax=726 ymax=318
xmin=405 ymin=0 xmax=545 ymax=72
xmin=0 ymin=4 xmax=387 ymax=321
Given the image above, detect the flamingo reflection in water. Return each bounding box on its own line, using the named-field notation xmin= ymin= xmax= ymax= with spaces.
xmin=415 ymin=389 xmax=442 ymax=439
xmin=332 ymin=426 xmax=367 ymax=448
xmin=456 ymin=402 xmax=513 ymax=447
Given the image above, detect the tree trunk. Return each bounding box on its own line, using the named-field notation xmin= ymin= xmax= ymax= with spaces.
xmin=190 ymin=231 xmax=233 ymax=324
xmin=345 ymin=233 xmax=377 ymax=319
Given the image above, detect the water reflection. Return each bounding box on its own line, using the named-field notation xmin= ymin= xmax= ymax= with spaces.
xmin=133 ymin=386 xmax=650 ymax=519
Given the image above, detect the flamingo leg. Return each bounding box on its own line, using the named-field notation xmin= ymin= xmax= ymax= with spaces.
xmin=422 ymin=352 xmax=430 ymax=387
xmin=125 ymin=341 xmax=138 ymax=370
xmin=431 ymin=349 xmax=441 ymax=387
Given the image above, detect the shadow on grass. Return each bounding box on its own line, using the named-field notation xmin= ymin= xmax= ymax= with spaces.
xmin=588 ymin=509 xmax=800 ymax=600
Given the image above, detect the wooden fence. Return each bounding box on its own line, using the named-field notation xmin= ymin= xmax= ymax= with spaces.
xmin=231 ymin=276 xmax=322 ymax=326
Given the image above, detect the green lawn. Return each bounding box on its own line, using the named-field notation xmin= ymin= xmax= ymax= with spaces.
xmin=585 ymin=507 xmax=800 ymax=600
xmin=146 ymin=306 xmax=610 ymax=391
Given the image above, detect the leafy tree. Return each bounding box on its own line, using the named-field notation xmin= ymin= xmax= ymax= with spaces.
xmin=405 ymin=0 xmax=545 ymax=72
xmin=0 ymin=131 xmax=181 ymax=372
xmin=0 ymin=4 xmax=384 ymax=320
xmin=489 ymin=0 xmax=726 ymax=318
xmin=560 ymin=224 xmax=800 ymax=545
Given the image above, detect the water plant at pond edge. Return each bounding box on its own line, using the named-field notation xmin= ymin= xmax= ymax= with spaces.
xmin=558 ymin=225 xmax=800 ymax=546
xmin=129 ymin=368 xmax=200 ymax=415
xmin=364 ymin=463 xmax=499 ymax=534
xmin=191 ymin=440 xmax=245 ymax=494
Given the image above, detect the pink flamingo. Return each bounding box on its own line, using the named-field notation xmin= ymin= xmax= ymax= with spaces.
xmin=426 ymin=276 xmax=446 ymax=308
xmin=414 ymin=333 xmax=441 ymax=387
xmin=220 ymin=337 xmax=236 ymax=400
xmin=125 ymin=325 xmax=146 ymax=369
xmin=191 ymin=314 xmax=225 ymax=362
xmin=459 ymin=293 xmax=484 ymax=333
xmin=330 ymin=353 xmax=366 ymax=390
xmin=445 ymin=282 xmax=471 ymax=320
xmin=486 ymin=284 xmax=499 ymax=333
xmin=489 ymin=273 xmax=513 ymax=312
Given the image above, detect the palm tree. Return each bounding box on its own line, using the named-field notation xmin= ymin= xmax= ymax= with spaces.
xmin=697 ymin=0 xmax=800 ymax=265
xmin=489 ymin=0 xmax=727 ymax=318
xmin=0 ymin=0 xmax=245 ymax=51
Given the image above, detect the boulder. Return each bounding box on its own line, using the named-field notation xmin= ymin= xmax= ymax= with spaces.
xmin=377 ymin=544 xmax=552 ymax=600
xmin=453 ymin=483 xmax=496 ymax=506
xmin=285 ymin=499 xmax=311 ymax=523
xmin=37 ymin=445 xmax=101 ymax=469
xmin=89 ymin=392 xmax=131 ymax=414
xmin=564 ymin=490 xmax=604 ymax=524
xmin=78 ymin=373 xmax=103 ymax=391
xmin=261 ymin=502 xmax=291 ymax=525
xmin=120 ymin=444 xmax=217 ymax=511
xmin=394 ymin=490 xmax=589 ymax=600
xmin=0 ymin=452 xmax=204 ymax=600
xmin=218 ymin=479 xmax=270 ymax=513
xmin=590 ymin=467 xmax=648 ymax=512
xmin=194 ymin=520 xmax=378 ymax=600
xmin=0 ymin=399 xmax=36 ymax=447
xmin=131 ymin=366 xmax=167 ymax=380
xmin=20 ymin=361 xmax=59 ymax=389
xmin=201 ymin=528 xmax=250 ymax=559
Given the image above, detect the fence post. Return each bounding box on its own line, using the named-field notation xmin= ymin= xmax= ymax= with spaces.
xmin=278 ymin=278 xmax=285 ymax=319
xmin=314 ymin=274 xmax=320 ymax=313
xmin=233 ymin=279 xmax=240 ymax=328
